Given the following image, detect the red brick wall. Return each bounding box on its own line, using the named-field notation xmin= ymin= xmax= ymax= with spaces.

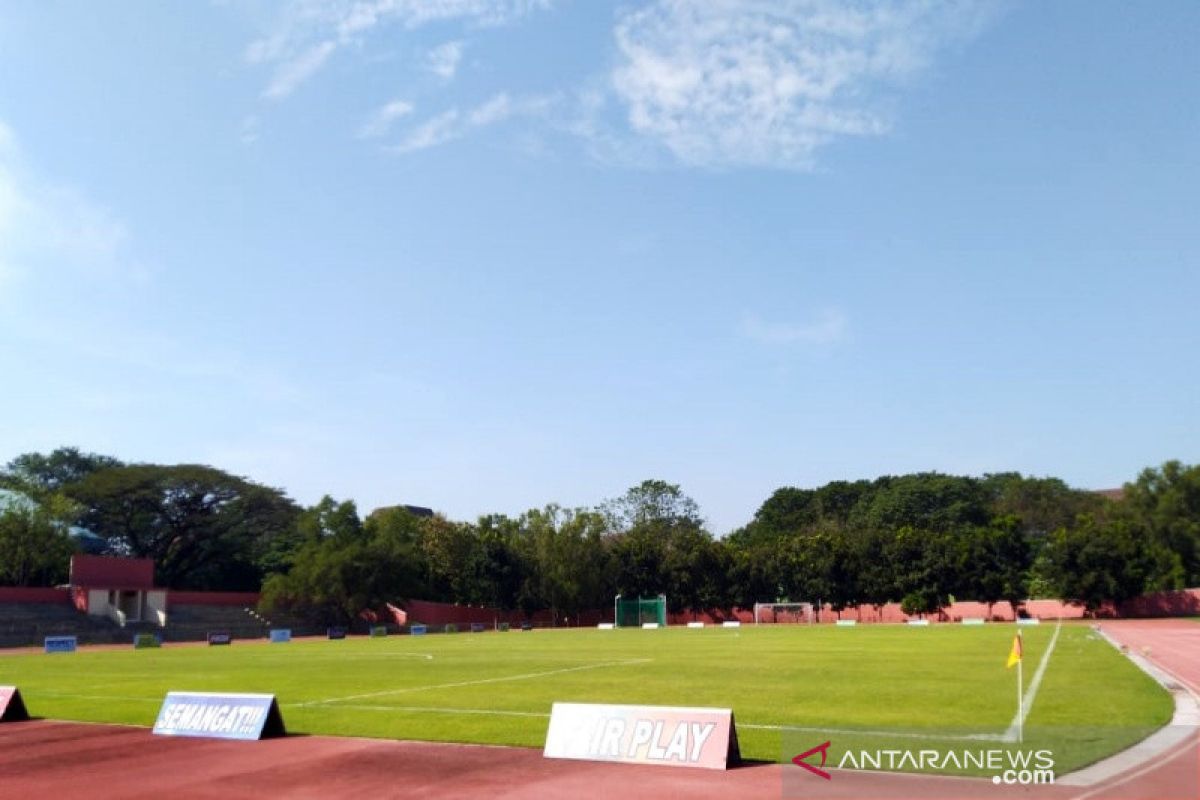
xmin=0 ymin=587 xmax=72 ymax=604
xmin=69 ymin=555 xmax=155 ymax=588
xmin=167 ymin=591 xmax=261 ymax=607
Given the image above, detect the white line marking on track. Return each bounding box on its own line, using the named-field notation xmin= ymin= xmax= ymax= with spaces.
xmin=1067 ymin=730 xmax=1200 ymax=800
xmin=1003 ymin=620 xmax=1062 ymax=742
xmin=299 ymin=658 xmax=653 ymax=707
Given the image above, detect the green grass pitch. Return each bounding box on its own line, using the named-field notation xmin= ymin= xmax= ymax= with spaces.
xmin=0 ymin=623 xmax=1171 ymax=774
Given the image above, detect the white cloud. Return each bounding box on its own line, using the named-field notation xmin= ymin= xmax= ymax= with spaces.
xmin=468 ymin=92 xmax=511 ymax=125
xmin=248 ymin=0 xmax=552 ymax=100
xmin=263 ymin=39 xmax=336 ymax=100
xmin=358 ymin=99 xmax=415 ymax=138
xmin=388 ymin=109 xmax=463 ymax=154
xmin=612 ymin=0 xmax=1000 ymax=168
xmin=426 ymin=40 xmax=464 ymax=79
xmin=386 ymin=92 xmax=549 ymax=154
xmin=742 ymin=309 xmax=848 ymax=346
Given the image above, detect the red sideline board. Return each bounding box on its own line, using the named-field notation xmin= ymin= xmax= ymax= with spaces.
xmin=544 ymin=702 xmax=739 ymax=770
xmin=0 ymin=686 xmax=30 ymax=722
xmin=152 ymin=692 xmax=286 ymax=740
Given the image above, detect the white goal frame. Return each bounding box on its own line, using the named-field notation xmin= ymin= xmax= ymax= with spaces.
xmin=753 ymin=602 xmax=815 ymax=625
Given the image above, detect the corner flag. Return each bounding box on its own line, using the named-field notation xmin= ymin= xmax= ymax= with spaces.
xmin=1006 ymin=632 xmax=1023 ymax=668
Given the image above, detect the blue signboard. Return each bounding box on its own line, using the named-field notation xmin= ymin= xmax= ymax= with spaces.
xmin=327 ymin=627 xmax=347 ymax=640
xmin=207 ymin=631 xmax=232 ymax=645
xmin=470 ymin=622 xmax=486 ymax=633
xmin=269 ymin=628 xmax=291 ymax=643
xmin=410 ymin=624 xmax=427 ymax=636
xmin=152 ymin=691 xmax=286 ymax=740
xmin=44 ymin=636 xmax=77 ymax=654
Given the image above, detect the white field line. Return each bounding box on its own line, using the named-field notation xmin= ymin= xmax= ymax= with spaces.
xmin=288 ymin=703 xmax=552 ymax=718
xmin=299 ymin=658 xmax=653 ymax=707
xmin=739 ymin=723 xmax=1005 ymax=742
xmin=1003 ymin=620 xmax=1062 ymax=742
xmin=293 ymin=652 xmax=435 ymax=661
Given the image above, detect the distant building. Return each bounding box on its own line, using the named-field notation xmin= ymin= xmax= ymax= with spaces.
xmin=69 ymin=555 xmax=166 ymax=625
xmin=1094 ymin=488 xmax=1126 ymax=501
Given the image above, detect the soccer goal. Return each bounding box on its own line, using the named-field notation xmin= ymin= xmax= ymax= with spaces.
xmin=753 ymin=602 xmax=815 ymax=625
xmin=614 ymin=594 xmax=667 ymax=628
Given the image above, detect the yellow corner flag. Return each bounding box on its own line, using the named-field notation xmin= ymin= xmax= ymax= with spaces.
xmin=1006 ymin=632 xmax=1023 ymax=669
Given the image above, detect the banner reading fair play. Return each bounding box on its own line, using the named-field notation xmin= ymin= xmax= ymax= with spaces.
xmin=544 ymin=703 xmax=740 ymax=770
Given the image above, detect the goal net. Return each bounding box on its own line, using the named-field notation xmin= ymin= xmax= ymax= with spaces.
xmin=753 ymin=602 xmax=814 ymax=625
xmin=614 ymin=595 xmax=667 ymax=627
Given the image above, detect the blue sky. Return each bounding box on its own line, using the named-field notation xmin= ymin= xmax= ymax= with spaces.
xmin=1 ymin=1 xmax=1196 ymax=533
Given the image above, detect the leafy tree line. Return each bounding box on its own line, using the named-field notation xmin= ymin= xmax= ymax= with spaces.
xmin=2 ymin=448 xmax=1198 ymax=622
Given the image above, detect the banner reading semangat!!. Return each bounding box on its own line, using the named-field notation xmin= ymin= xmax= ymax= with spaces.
xmin=152 ymin=692 xmax=286 ymax=740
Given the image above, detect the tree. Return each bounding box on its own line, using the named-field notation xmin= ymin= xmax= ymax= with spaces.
xmin=517 ymin=505 xmax=611 ymax=622
xmin=68 ymin=464 xmax=300 ymax=590
xmin=884 ymin=527 xmax=961 ymax=618
xmin=961 ymin=517 xmax=1032 ymax=618
xmin=1036 ymin=515 xmax=1177 ymax=614
xmin=662 ymin=525 xmax=729 ymax=615
xmin=852 ymin=473 xmax=990 ymax=534
xmin=852 ymin=528 xmax=895 ymax=621
xmin=0 ymin=501 xmax=78 ymax=586
xmin=261 ymin=502 xmax=426 ymax=624
xmin=981 ymin=473 xmax=1104 ymax=540
xmin=472 ymin=514 xmax=526 ymax=611
xmin=3 ymin=447 xmax=122 ymax=497
xmin=260 ymin=495 xmax=362 ymax=576
xmin=605 ymin=480 xmax=708 ymax=605
xmin=726 ymin=544 xmax=782 ymax=609
xmin=602 ymin=479 xmax=702 ymax=532
xmin=1120 ymin=461 xmax=1200 ymax=586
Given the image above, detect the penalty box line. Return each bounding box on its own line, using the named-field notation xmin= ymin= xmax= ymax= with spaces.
xmin=298 ymin=658 xmax=653 ymax=707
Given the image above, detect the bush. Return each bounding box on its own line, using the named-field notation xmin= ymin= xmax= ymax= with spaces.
xmin=444 ymin=623 xmax=458 ymax=633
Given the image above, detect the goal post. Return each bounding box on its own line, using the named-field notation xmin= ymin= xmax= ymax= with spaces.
xmin=753 ymin=602 xmax=815 ymax=625
xmin=614 ymin=594 xmax=667 ymax=628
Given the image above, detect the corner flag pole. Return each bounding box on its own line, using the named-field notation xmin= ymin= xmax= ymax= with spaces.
xmin=1017 ymin=643 xmax=1024 ymax=744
